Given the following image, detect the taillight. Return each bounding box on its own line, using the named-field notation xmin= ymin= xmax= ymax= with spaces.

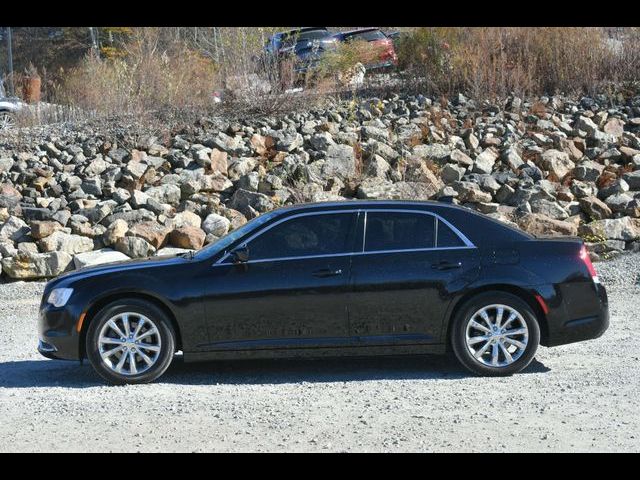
xmin=579 ymin=245 xmax=599 ymax=283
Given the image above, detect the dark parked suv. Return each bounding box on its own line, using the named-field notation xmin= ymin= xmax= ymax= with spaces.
xmin=38 ymin=200 xmax=609 ymax=384
xmin=262 ymin=27 xmax=337 ymax=76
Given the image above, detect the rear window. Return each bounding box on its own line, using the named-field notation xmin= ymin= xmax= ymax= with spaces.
xmin=365 ymin=212 xmax=435 ymax=252
xmin=282 ymin=29 xmax=330 ymax=48
xmin=346 ymin=30 xmax=386 ymax=42
xmin=297 ymin=30 xmax=331 ymax=41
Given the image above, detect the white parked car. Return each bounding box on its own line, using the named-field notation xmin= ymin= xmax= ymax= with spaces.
xmin=0 ymin=81 xmax=24 ymax=131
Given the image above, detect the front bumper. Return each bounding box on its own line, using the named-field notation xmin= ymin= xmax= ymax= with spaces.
xmin=38 ymin=303 xmax=82 ymax=361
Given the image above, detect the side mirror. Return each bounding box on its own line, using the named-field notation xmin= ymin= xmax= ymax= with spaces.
xmin=231 ymin=245 xmax=249 ymax=264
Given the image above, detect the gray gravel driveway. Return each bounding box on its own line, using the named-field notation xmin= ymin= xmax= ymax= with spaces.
xmin=0 ymin=254 xmax=639 ymax=452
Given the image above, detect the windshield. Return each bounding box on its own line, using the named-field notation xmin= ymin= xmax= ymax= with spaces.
xmin=194 ymin=210 xmax=281 ymax=260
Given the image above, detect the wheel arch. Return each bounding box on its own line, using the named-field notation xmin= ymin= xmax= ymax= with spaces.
xmin=444 ymin=284 xmax=549 ymax=350
xmin=79 ymin=292 xmax=183 ymax=359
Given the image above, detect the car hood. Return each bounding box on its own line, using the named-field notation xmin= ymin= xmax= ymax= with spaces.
xmin=0 ymin=98 xmax=24 ymax=111
xmin=49 ymin=254 xmax=190 ymax=287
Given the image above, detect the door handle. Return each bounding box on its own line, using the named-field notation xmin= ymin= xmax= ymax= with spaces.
xmin=312 ymin=268 xmax=343 ymax=278
xmin=431 ymin=261 xmax=462 ymax=270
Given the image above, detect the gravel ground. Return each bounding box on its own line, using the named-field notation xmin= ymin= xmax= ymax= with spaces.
xmin=1 ymin=255 xmax=639 ymax=452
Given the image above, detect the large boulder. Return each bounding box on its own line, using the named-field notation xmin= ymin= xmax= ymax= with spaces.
xmin=472 ymin=148 xmax=499 ymax=174
xmin=172 ymin=211 xmax=202 ymax=229
xmin=1 ymin=251 xmax=73 ymax=279
xmin=275 ymin=130 xmax=303 ymax=152
xmin=622 ymin=170 xmax=640 ymax=190
xmin=412 ymin=143 xmax=451 ymax=162
xmin=227 ymin=157 xmax=258 ymax=181
xmin=0 ymin=184 xmax=22 ymax=210
xmin=114 ymin=236 xmax=155 ymax=258
xmin=202 ymin=213 xmax=231 ymax=237
xmin=573 ymin=160 xmax=604 ymax=182
xmin=103 ymin=219 xmax=129 ymax=246
xmin=228 ymin=189 xmax=274 ymax=216
xmin=357 ymin=179 xmax=440 ymax=200
xmin=38 ymin=231 xmax=95 ymax=255
xmin=208 ymin=131 xmax=244 ymax=154
xmin=603 ymin=117 xmax=625 ymax=138
xmin=579 ymin=196 xmax=612 ymax=220
xmin=0 ymin=216 xmax=30 ymax=242
xmin=452 ymin=181 xmax=493 ymax=203
xmin=128 ymin=221 xmax=172 ymax=249
xmin=73 ymin=249 xmax=130 ymax=269
xmin=169 ymin=226 xmax=205 ymax=250
xmin=516 ymin=213 xmax=578 ymax=237
xmin=530 ymin=198 xmax=569 ymax=220
xmin=321 ymin=144 xmax=357 ymax=180
xmin=540 ymin=149 xmax=574 ymax=181
xmin=144 ymin=184 xmax=181 ymax=206
xmin=579 ymin=217 xmax=639 ymax=241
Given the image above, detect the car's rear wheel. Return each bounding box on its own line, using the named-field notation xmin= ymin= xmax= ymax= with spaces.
xmin=86 ymin=299 xmax=175 ymax=385
xmin=451 ymin=292 xmax=540 ymax=376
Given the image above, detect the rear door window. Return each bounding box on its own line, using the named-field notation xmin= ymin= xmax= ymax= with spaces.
xmin=437 ymin=220 xmax=466 ymax=248
xmin=365 ymin=212 xmax=435 ymax=252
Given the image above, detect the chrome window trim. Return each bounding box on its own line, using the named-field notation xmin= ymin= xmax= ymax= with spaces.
xmin=362 ymin=208 xmax=475 ymax=252
xmin=213 ymin=207 xmax=476 ymax=266
xmin=434 ymin=216 xmax=439 ymax=248
xmin=361 ymin=210 xmax=368 ymax=253
xmin=212 ymin=246 xmax=476 ymax=267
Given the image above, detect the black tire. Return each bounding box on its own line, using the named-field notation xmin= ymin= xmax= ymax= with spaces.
xmin=450 ymin=291 xmax=540 ymax=376
xmin=86 ymin=299 xmax=176 ymax=385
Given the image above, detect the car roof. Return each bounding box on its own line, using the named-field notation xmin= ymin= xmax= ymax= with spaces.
xmin=334 ymin=28 xmax=382 ymax=37
xmin=269 ymin=199 xmax=533 ymax=243
xmin=274 ymin=199 xmax=465 ymax=213
xmin=276 ymin=27 xmax=328 ymax=38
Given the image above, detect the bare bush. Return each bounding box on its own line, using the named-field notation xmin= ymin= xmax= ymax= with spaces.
xmin=396 ymin=27 xmax=640 ymax=100
xmin=54 ymin=28 xmax=219 ymax=117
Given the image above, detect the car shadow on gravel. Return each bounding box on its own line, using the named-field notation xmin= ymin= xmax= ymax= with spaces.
xmin=0 ymin=355 xmax=551 ymax=388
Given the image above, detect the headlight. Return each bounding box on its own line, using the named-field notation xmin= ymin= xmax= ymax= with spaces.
xmin=47 ymin=288 xmax=73 ymax=308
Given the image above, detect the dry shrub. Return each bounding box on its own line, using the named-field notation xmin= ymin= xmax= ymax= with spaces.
xmin=397 ymin=27 xmax=640 ymax=100
xmin=316 ymin=39 xmax=386 ymax=79
xmin=55 ymin=28 xmax=219 ymax=117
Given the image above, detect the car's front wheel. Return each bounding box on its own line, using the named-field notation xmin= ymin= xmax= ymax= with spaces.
xmin=0 ymin=111 xmax=16 ymax=131
xmin=451 ymin=292 xmax=540 ymax=376
xmin=86 ymin=299 xmax=176 ymax=385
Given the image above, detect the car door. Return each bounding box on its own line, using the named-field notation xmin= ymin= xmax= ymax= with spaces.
xmin=348 ymin=209 xmax=480 ymax=346
xmin=201 ymin=210 xmax=358 ymax=351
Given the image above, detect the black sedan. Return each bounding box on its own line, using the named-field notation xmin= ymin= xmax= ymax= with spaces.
xmin=38 ymin=200 xmax=609 ymax=384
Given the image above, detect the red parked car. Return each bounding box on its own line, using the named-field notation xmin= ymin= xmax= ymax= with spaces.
xmin=332 ymin=28 xmax=398 ymax=70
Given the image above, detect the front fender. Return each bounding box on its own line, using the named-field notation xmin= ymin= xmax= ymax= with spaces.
xmin=72 ymin=268 xmax=207 ymax=353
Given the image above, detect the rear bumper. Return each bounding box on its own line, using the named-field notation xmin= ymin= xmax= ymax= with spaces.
xmin=536 ymin=281 xmax=609 ymax=347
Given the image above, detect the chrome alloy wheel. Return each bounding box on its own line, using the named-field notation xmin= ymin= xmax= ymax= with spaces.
xmin=0 ymin=112 xmax=16 ymax=131
xmin=97 ymin=313 xmax=162 ymax=376
xmin=465 ymin=304 xmax=529 ymax=368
